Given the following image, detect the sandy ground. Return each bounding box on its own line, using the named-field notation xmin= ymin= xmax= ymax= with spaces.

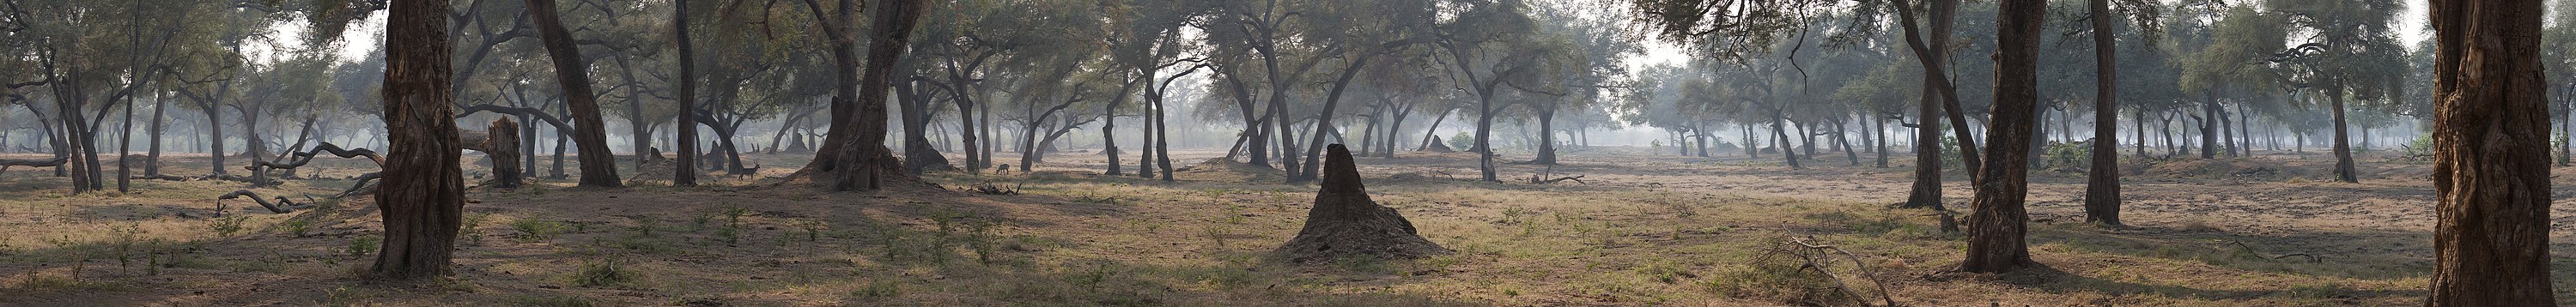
xmin=0 ymin=145 xmax=2567 ymax=306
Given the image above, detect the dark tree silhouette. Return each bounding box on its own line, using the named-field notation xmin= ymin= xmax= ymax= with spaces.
xmin=2424 ymin=0 xmax=2555 ymax=304
xmin=673 ymin=0 xmax=700 ymax=187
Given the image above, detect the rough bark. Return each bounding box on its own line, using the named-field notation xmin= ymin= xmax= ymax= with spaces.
xmin=2081 ymin=0 xmax=2120 ymax=226
xmin=828 ymin=0 xmax=927 ymax=191
xmin=2424 ymin=1 xmax=2556 ymax=304
xmin=526 ymin=0 xmax=623 ymax=188
xmin=489 ymin=118 xmax=522 ymax=189
xmin=373 ymin=0 xmax=469 ymax=280
xmin=673 ymin=0 xmax=699 ymax=187
xmin=1960 ymin=0 xmax=2044 ymax=274
xmin=1273 ymin=144 xmax=1447 ymax=263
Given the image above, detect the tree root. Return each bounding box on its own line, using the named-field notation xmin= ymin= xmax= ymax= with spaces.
xmin=216 ymin=190 xmax=315 ymax=214
xmin=334 ymin=172 xmax=382 ymax=199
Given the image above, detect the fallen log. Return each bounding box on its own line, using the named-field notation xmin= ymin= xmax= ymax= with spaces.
xmin=216 ymin=190 xmax=314 ymax=214
xmin=334 ymin=172 xmax=382 ymax=199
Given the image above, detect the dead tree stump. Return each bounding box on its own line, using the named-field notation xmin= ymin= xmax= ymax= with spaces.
xmin=1274 ymin=144 xmax=1448 ymax=263
xmin=488 ymin=118 xmax=522 ymax=189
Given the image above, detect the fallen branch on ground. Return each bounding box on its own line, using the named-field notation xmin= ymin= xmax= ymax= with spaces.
xmin=2221 ymin=240 xmax=2323 ymax=263
xmin=1761 ymin=236 xmax=1899 ymax=307
xmin=217 ymin=190 xmax=316 ymax=214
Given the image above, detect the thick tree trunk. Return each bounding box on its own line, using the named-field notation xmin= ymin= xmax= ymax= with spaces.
xmin=373 ymin=0 xmax=468 ymax=280
xmin=2202 ymin=96 xmax=2219 ymax=159
xmin=526 ymin=0 xmax=623 ymax=188
xmin=1529 ymin=104 xmax=1558 ymax=165
xmin=2329 ymin=88 xmax=2359 ymax=183
xmin=828 ymin=0 xmax=927 ymax=191
xmin=672 ymin=0 xmax=699 ymax=186
xmin=2081 ymin=0 xmax=2121 ymax=226
xmin=2424 ymin=1 xmax=2556 ymax=304
xmin=489 ymin=118 xmax=522 ymax=189
xmin=1962 ymin=0 xmax=2044 ymax=274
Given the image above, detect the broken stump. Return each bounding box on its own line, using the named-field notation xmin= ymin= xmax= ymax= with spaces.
xmin=1273 ymin=144 xmax=1448 ymax=263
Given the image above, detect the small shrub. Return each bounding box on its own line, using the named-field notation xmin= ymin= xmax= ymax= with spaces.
xmin=511 ymin=218 xmax=570 ymax=243
xmin=850 ymin=280 xmax=902 ymax=300
xmin=206 ymin=216 xmax=249 ymax=238
xmin=283 ymin=219 xmax=313 ymax=237
xmin=460 ymin=213 xmax=493 ymax=245
xmin=346 ymin=237 xmax=380 ymax=258
xmin=566 ymin=259 xmax=637 ymax=287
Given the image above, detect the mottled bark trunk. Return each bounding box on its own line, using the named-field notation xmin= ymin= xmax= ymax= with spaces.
xmin=373 ymin=0 xmax=468 ymax=280
xmin=2424 ymin=1 xmax=2556 ymax=304
xmin=489 ymin=118 xmax=522 ymax=189
xmin=1962 ymin=0 xmax=2043 ymax=274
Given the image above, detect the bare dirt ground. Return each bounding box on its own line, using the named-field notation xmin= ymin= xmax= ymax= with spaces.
xmin=0 ymin=146 xmax=2569 ymax=306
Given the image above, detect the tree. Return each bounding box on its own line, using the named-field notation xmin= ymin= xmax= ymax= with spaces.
xmin=373 ymin=0 xmax=470 ymax=280
xmin=2423 ymin=0 xmax=2555 ymax=304
xmin=526 ymin=0 xmax=623 ymax=188
xmin=2080 ymin=0 xmax=2148 ymax=225
xmin=672 ymin=0 xmax=699 ymax=186
xmin=2266 ymin=0 xmax=2406 ymax=184
xmin=1959 ymin=0 xmax=2043 ymax=274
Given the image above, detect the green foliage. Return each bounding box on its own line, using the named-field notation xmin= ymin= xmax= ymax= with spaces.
xmin=205 ymin=216 xmax=249 ymax=238
xmin=1449 ymin=131 xmax=1475 ymax=150
xmin=511 ymin=218 xmax=571 ymax=243
xmin=346 ymin=237 xmax=379 ymax=258
xmin=2046 ymin=141 xmax=2090 ymax=169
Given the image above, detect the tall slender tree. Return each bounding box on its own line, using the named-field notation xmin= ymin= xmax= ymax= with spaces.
xmin=526 ymin=0 xmax=623 ymax=188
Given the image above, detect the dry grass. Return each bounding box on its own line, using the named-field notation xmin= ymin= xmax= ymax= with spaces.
xmin=0 ymin=150 xmax=2567 ymax=305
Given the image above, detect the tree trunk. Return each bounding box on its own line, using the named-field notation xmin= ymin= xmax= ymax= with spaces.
xmin=1154 ymin=89 xmax=1176 ymax=181
xmin=489 ymin=118 xmax=522 ymax=189
xmin=2329 ymin=88 xmax=2359 ymax=183
xmin=526 ymin=0 xmax=623 ymax=188
xmin=146 ymin=91 xmax=166 ymax=177
xmin=1773 ymin=109 xmax=1800 ymax=169
xmin=1962 ymin=0 xmax=2043 ymax=274
xmin=2424 ymin=1 xmax=2556 ymax=304
xmin=203 ymin=103 xmax=225 ymax=176
xmin=1530 ymin=103 xmax=1558 ymax=165
xmin=672 ymin=0 xmax=699 ymax=186
xmin=2081 ymin=0 xmax=2121 ymax=226
xmin=372 ymin=0 xmax=469 ymax=280
xmin=1895 ymin=0 xmax=1959 ymax=210
xmin=829 ymin=0 xmax=928 ymax=191
xmin=2201 ymin=96 xmax=2218 ymax=159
